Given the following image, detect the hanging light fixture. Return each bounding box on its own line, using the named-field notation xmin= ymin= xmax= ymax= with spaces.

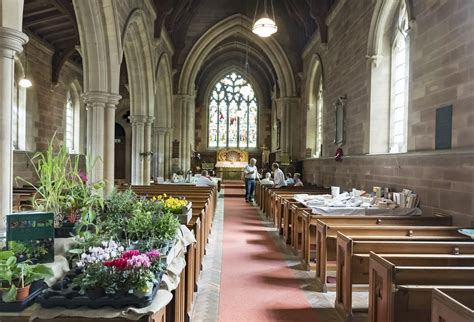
xmin=19 ymin=47 xmax=32 ymax=88
xmin=252 ymin=0 xmax=278 ymax=38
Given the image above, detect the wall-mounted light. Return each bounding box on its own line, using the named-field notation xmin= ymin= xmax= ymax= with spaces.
xmin=252 ymin=0 xmax=278 ymax=38
xmin=19 ymin=47 xmax=32 ymax=88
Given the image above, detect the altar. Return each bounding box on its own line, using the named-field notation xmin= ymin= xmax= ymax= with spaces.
xmin=215 ymin=148 xmax=248 ymax=180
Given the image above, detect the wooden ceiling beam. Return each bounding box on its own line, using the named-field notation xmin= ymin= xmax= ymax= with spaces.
xmin=52 ymin=44 xmax=77 ymax=86
xmin=23 ymin=7 xmax=57 ymax=18
xmin=34 ymin=21 xmax=72 ymax=33
xmin=24 ymin=15 xmax=68 ymax=28
xmin=48 ymin=0 xmax=78 ymax=34
xmin=45 ymin=28 xmax=76 ymax=39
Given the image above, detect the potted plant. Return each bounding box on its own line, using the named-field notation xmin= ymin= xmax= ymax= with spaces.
xmin=0 ymin=251 xmax=53 ymax=302
xmin=152 ymin=194 xmax=191 ymax=224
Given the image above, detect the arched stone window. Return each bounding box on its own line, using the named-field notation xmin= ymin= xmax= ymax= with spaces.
xmin=368 ymin=0 xmax=411 ymax=154
xmin=65 ymin=85 xmax=81 ymax=153
xmin=12 ymin=58 xmax=27 ymax=150
xmin=208 ymin=72 xmax=258 ymax=148
xmin=315 ymin=78 xmax=324 ymax=157
xmin=305 ymin=55 xmax=324 ymax=157
xmin=389 ymin=1 xmax=409 ymax=153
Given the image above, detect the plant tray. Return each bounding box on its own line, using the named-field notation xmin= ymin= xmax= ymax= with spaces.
xmin=0 ymin=280 xmax=47 ymax=312
xmin=36 ymin=273 xmax=163 ymax=309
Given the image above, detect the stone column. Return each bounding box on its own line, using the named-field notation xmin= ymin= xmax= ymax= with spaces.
xmin=164 ymin=128 xmax=172 ymax=179
xmin=130 ymin=115 xmax=147 ymax=185
xmin=104 ymin=94 xmax=121 ymax=194
xmin=152 ymin=126 xmax=172 ymax=180
xmin=83 ymin=92 xmax=107 ymax=185
xmin=276 ymin=97 xmax=300 ymax=161
xmin=143 ymin=116 xmax=154 ymax=185
xmin=0 ymin=27 xmax=28 ymax=229
xmin=83 ymin=92 xmax=120 ymax=194
xmin=174 ymin=94 xmax=195 ymax=172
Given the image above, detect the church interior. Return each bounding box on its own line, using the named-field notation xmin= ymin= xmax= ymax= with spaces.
xmin=0 ymin=0 xmax=473 ymax=321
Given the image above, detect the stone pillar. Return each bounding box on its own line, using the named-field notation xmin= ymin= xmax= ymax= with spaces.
xmin=174 ymin=94 xmax=195 ymax=172
xmin=130 ymin=115 xmax=147 ymax=185
xmin=152 ymin=126 xmax=172 ymax=180
xmin=164 ymin=128 xmax=172 ymax=179
xmin=276 ymin=97 xmax=300 ymax=161
xmin=83 ymin=92 xmax=106 ymax=185
xmin=0 ymin=27 xmax=28 ymax=229
xmin=104 ymin=94 xmax=121 ymax=194
xmin=143 ymin=116 xmax=154 ymax=185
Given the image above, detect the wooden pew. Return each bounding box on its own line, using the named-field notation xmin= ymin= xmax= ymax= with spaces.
xmin=335 ymin=233 xmax=474 ymax=321
xmin=315 ymin=221 xmax=470 ymax=291
xmin=299 ymin=211 xmax=452 ymax=271
xmin=368 ymin=252 xmax=474 ymax=322
xmin=431 ymin=288 xmax=474 ymax=322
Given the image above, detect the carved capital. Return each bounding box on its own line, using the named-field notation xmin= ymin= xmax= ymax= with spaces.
xmin=0 ymin=27 xmax=28 ymax=58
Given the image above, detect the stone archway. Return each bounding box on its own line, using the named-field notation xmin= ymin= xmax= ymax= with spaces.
xmin=73 ymin=0 xmax=122 ymax=193
xmin=176 ymin=14 xmax=298 ymax=170
xmin=152 ymin=53 xmax=173 ymax=180
xmin=122 ymin=9 xmax=155 ymax=185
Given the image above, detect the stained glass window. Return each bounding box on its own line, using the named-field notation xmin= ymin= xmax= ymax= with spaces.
xmin=208 ymin=72 xmax=258 ymax=148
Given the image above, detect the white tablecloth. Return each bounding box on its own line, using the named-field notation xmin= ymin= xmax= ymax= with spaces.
xmin=310 ymin=206 xmax=422 ymax=216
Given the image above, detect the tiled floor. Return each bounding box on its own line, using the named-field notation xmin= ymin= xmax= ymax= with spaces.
xmin=190 ymin=192 xmax=368 ymax=322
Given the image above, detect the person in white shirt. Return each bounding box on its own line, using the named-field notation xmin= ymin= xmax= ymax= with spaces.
xmin=260 ymin=172 xmax=274 ymax=185
xmin=243 ymin=158 xmax=258 ymax=202
xmin=272 ymin=163 xmax=287 ymax=188
xmin=195 ymin=170 xmax=217 ymax=187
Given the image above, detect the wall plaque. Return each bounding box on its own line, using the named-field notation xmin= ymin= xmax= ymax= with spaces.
xmin=435 ymin=105 xmax=452 ymax=150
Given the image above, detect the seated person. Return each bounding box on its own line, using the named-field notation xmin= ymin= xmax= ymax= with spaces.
xmin=272 ymin=163 xmax=287 ymax=188
xmin=293 ymin=173 xmax=303 ymax=187
xmin=260 ymin=172 xmax=274 ymax=185
xmin=195 ymin=170 xmax=217 ymax=187
xmin=285 ymin=173 xmax=295 ymax=186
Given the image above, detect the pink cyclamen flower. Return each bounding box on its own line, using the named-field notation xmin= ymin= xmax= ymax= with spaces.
xmin=127 ymin=254 xmax=151 ymax=268
xmin=122 ymin=249 xmax=140 ymax=259
xmin=145 ymin=250 xmax=160 ymax=260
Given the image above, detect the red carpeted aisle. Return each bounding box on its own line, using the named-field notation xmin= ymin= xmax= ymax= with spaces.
xmin=218 ymin=185 xmax=319 ymax=322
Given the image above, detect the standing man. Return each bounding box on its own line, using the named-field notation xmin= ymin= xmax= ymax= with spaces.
xmin=272 ymin=163 xmax=287 ymax=188
xmin=243 ymin=158 xmax=258 ymax=202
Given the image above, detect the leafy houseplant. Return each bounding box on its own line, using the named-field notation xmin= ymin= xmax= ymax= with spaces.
xmin=16 ymin=135 xmax=81 ymax=227
xmin=0 ymin=251 xmax=53 ymax=302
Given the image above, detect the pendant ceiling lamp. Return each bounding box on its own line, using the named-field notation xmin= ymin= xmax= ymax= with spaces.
xmin=19 ymin=47 xmax=32 ymax=88
xmin=252 ymin=0 xmax=277 ymax=38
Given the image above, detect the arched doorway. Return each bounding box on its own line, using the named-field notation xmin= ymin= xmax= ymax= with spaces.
xmin=114 ymin=123 xmax=126 ymax=181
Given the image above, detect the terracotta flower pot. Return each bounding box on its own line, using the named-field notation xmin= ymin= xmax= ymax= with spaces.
xmin=16 ymin=284 xmax=31 ymax=301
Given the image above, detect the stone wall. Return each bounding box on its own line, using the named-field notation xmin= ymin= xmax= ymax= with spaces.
xmin=300 ymin=0 xmax=474 ymax=224
xmin=303 ymin=152 xmax=474 ymax=226
xmin=13 ymin=37 xmax=84 ymax=186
